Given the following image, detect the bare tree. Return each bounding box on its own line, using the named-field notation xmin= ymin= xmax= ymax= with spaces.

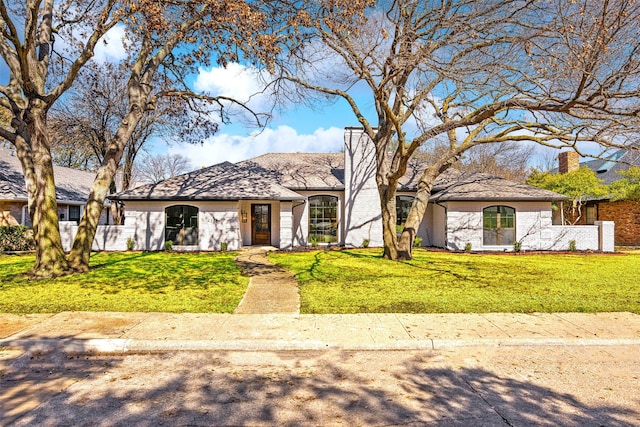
xmin=456 ymin=142 xmax=536 ymax=183
xmin=0 ymin=1 xmax=298 ymax=276
xmin=134 ymin=153 xmax=193 ymax=184
xmin=278 ymin=0 xmax=640 ymax=260
xmin=49 ymin=62 xmax=198 ymax=224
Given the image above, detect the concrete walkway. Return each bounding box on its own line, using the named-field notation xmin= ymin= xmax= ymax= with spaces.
xmin=1 ymin=311 xmax=640 ymax=354
xmin=233 ymin=246 xmax=300 ymax=314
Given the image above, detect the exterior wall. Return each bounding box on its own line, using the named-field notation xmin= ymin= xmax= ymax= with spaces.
xmin=0 ymin=201 xmax=22 ymax=226
xmin=343 ymin=128 xmax=383 ymax=247
xmin=291 ymin=190 xmax=344 ymax=247
xmin=60 ymin=221 xmax=137 ymax=252
xmin=595 ymin=200 xmax=640 ymax=245
xmin=94 ymin=200 xmax=243 ymax=251
xmin=280 ymin=201 xmax=293 ymax=249
xmin=429 ymin=203 xmax=447 ymax=248
xmin=441 ymin=200 xmax=613 ymax=252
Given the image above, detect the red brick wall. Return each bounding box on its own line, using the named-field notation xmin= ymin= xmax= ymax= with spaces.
xmin=596 ymin=200 xmax=640 ymax=245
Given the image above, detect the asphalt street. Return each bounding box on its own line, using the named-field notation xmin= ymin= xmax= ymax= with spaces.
xmin=3 ymin=345 xmax=639 ymax=426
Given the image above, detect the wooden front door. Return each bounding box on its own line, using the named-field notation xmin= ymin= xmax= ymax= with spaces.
xmin=251 ymin=204 xmax=271 ymax=245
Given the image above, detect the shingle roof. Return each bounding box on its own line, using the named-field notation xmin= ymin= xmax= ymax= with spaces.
xmin=581 ymin=148 xmax=640 ymax=185
xmin=110 ymin=151 xmax=566 ymax=203
xmin=430 ymin=172 xmax=569 ymax=202
xmin=0 ymin=146 xmax=97 ymax=203
xmin=237 ymin=153 xmax=345 ymax=190
xmin=111 ymin=161 xmax=305 ymax=201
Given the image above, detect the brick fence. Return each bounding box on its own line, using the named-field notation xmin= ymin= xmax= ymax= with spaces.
xmin=596 ymin=200 xmax=640 ymax=245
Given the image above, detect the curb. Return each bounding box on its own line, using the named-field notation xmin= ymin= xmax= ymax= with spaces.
xmin=3 ymin=337 xmax=640 ymax=355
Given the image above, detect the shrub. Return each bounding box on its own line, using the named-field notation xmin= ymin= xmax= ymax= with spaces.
xmin=220 ymin=241 xmax=228 ymax=252
xmin=164 ymin=240 xmax=173 ymax=251
xmin=569 ymin=240 xmax=577 ymax=252
xmin=0 ymin=226 xmax=35 ymax=252
xmin=413 ymin=237 xmax=423 ymax=247
xmin=464 ymin=242 xmax=472 ymax=252
xmin=126 ymin=237 xmax=135 ymax=251
xmin=309 ymin=235 xmax=318 ymax=248
xmin=513 ymin=241 xmax=522 ymax=252
xmin=362 ymin=238 xmax=370 ymax=248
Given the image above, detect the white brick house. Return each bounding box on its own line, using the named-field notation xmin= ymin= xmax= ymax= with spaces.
xmin=97 ymin=127 xmax=614 ymax=252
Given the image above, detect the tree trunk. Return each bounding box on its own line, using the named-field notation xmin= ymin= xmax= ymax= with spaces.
xmin=67 ymin=110 xmax=143 ymax=271
xmin=398 ymin=183 xmax=432 ymax=260
xmin=29 ymin=111 xmax=69 ymax=277
xmin=380 ymin=185 xmax=400 ymax=260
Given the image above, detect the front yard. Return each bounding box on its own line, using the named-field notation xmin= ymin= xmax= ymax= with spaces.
xmin=270 ymin=249 xmax=640 ymax=314
xmin=0 ymin=252 xmax=249 ymax=314
xmin=1 ymin=249 xmax=638 ymax=314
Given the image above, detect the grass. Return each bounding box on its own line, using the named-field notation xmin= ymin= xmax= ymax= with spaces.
xmin=269 ymin=249 xmax=640 ymax=314
xmin=0 ymin=252 xmax=249 ymax=314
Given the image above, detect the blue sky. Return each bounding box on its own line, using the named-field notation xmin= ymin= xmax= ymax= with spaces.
xmin=1 ymin=23 xmax=565 ymax=171
xmin=159 ymin=62 xmax=377 ymax=168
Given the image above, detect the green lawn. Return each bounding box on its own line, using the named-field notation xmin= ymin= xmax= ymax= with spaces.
xmin=0 ymin=252 xmax=248 ymax=314
xmin=269 ymin=249 xmax=640 ymax=314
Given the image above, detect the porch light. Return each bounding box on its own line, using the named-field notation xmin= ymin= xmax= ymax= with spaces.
xmin=241 ymin=209 xmax=247 ymax=223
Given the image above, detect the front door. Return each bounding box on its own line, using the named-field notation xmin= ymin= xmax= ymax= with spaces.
xmin=251 ymin=204 xmax=271 ymax=245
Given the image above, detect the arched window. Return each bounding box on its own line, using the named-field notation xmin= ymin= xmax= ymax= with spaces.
xmin=309 ymin=195 xmax=338 ymax=243
xmin=165 ymin=205 xmax=199 ymax=246
xmin=483 ymin=206 xmax=515 ymax=246
xmin=396 ymin=195 xmax=414 ymax=234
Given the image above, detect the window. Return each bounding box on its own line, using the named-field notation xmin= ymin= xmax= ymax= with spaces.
xmin=165 ymin=205 xmax=199 ymax=246
xmin=483 ymin=206 xmax=515 ymax=246
xmin=309 ymin=195 xmax=338 ymax=243
xmin=69 ymin=205 xmax=81 ymax=224
xmin=396 ymin=196 xmax=414 ymax=234
xmin=585 ymin=206 xmax=595 ymax=225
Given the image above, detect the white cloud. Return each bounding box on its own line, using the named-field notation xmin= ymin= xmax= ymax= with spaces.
xmin=168 ymin=126 xmax=345 ymax=168
xmin=93 ymin=25 xmax=128 ymax=63
xmin=195 ymin=63 xmax=273 ymax=111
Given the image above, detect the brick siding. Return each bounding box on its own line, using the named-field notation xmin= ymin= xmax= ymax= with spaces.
xmin=596 ymin=200 xmax=640 ymax=245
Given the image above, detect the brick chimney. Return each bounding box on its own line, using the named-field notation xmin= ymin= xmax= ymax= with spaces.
xmin=558 ymin=151 xmax=579 ymax=173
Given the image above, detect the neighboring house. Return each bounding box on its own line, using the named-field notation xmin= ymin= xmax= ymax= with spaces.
xmin=558 ymin=150 xmax=640 ymax=245
xmin=105 ymin=128 xmax=613 ymax=252
xmin=0 ymin=146 xmax=111 ymax=227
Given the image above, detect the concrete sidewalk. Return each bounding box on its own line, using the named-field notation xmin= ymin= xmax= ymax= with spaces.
xmin=2 ymin=311 xmax=640 ymax=354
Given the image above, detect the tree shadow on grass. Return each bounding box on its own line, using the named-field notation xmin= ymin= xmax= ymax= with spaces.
xmin=2 ymin=348 xmax=637 ymax=426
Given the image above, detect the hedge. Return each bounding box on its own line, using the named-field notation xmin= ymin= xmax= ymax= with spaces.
xmin=0 ymin=226 xmax=36 ymax=252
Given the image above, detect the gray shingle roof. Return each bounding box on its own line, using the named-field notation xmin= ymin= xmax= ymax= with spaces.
xmin=430 ymin=172 xmax=569 ymax=202
xmin=0 ymin=146 xmax=97 ymax=203
xmin=111 ymin=161 xmax=305 ymax=201
xmin=237 ymin=153 xmax=345 ymax=190
xmin=109 ymin=151 xmax=566 ymax=203
xmin=581 ymin=148 xmax=640 ymax=185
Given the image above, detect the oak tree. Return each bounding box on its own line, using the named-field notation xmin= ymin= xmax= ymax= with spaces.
xmin=279 ymin=0 xmax=640 ymax=260
xmin=0 ymin=0 xmax=290 ymax=276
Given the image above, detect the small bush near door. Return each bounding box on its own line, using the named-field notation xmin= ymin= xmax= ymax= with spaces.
xmin=126 ymin=237 xmax=136 ymax=251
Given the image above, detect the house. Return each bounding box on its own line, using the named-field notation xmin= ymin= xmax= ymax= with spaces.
xmin=558 ymin=150 xmax=640 ymax=245
xmin=105 ymin=128 xmax=614 ymax=252
xmin=0 ymin=146 xmax=111 ymax=227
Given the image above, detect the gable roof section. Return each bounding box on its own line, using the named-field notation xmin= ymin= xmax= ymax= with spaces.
xmin=111 ymin=161 xmax=305 ymax=201
xmin=0 ymin=146 xmax=97 ymax=203
xmin=430 ymin=172 xmax=569 ymax=202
